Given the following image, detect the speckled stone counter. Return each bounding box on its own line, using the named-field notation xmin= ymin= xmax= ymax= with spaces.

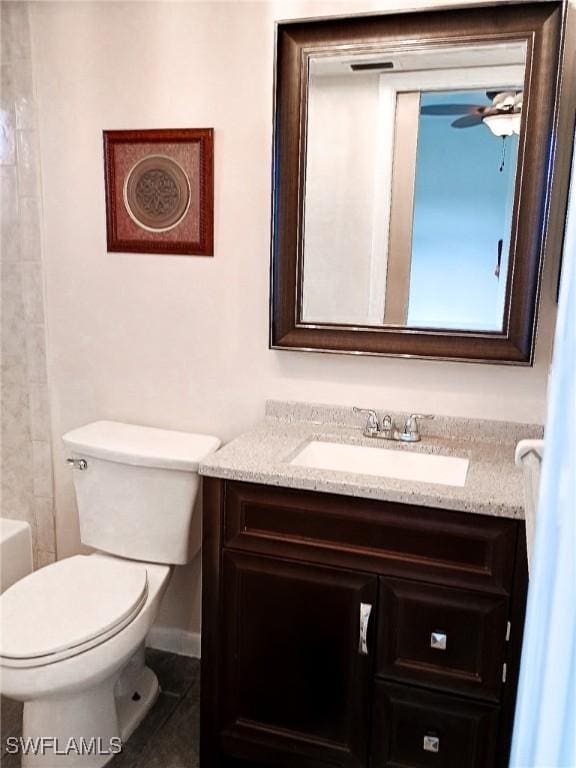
xmin=199 ymin=401 xmax=544 ymax=519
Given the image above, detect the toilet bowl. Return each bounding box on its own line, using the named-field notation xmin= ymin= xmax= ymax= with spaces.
xmin=0 ymin=554 xmax=171 ymax=767
xmin=0 ymin=421 xmax=220 ymax=767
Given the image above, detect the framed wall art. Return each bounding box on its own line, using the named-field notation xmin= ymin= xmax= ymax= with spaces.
xmin=103 ymin=128 xmax=213 ymax=256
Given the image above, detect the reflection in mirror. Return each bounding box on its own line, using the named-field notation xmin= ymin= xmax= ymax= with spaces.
xmin=301 ymin=42 xmax=526 ymax=332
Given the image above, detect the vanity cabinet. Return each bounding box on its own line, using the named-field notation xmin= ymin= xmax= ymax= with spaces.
xmin=201 ymin=479 xmax=528 ymax=768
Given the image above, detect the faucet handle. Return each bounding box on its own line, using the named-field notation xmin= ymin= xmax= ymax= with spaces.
xmin=403 ymin=413 xmax=434 ymax=439
xmin=353 ymin=407 xmax=380 ymax=436
xmin=381 ymin=414 xmax=397 ymax=437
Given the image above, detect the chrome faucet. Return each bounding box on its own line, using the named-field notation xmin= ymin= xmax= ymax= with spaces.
xmin=398 ymin=414 xmax=435 ymax=443
xmin=353 ymin=408 xmax=434 ymax=443
xmin=352 ymin=407 xmax=380 ymax=437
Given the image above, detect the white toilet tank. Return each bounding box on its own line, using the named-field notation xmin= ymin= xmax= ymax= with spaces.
xmin=62 ymin=421 xmax=220 ymax=565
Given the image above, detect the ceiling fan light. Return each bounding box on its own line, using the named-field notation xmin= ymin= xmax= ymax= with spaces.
xmin=483 ymin=112 xmax=521 ymax=137
xmin=510 ymin=113 xmax=521 ymax=134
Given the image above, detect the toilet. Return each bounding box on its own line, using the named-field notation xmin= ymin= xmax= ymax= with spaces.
xmin=0 ymin=421 xmax=220 ymax=767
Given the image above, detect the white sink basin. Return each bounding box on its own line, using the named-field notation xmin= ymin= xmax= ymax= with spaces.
xmin=289 ymin=440 xmax=469 ymax=487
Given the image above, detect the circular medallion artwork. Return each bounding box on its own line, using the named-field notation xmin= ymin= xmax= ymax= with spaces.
xmin=123 ymin=155 xmax=191 ymax=232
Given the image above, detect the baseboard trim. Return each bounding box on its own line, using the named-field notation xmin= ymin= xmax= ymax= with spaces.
xmin=146 ymin=626 xmax=201 ymax=658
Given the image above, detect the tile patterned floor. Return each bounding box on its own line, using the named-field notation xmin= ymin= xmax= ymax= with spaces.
xmin=0 ymin=650 xmax=200 ymax=768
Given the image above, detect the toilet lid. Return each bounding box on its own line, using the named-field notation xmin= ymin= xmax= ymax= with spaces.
xmin=0 ymin=555 xmax=148 ymax=661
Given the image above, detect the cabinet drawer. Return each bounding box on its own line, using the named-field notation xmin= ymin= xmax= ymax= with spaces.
xmin=376 ymin=578 xmax=508 ymax=700
xmin=223 ymin=482 xmax=517 ymax=592
xmin=372 ymin=682 xmax=499 ymax=768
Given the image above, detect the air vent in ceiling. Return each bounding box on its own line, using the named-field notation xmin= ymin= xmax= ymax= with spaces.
xmin=350 ymin=62 xmax=394 ymax=72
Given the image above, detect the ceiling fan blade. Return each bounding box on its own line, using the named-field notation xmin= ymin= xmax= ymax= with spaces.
xmin=420 ymin=104 xmax=480 ymax=116
xmin=451 ymin=114 xmax=484 ymax=128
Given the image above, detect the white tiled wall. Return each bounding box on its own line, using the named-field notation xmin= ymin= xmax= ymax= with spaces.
xmin=1 ymin=1 xmax=55 ymax=567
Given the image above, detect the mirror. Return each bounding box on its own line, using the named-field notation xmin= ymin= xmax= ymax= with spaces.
xmin=271 ymin=3 xmax=563 ymax=362
xmin=302 ymin=44 xmax=525 ymax=331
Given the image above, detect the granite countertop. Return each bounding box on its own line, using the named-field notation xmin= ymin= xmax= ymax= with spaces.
xmin=199 ymin=401 xmax=544 ymax=520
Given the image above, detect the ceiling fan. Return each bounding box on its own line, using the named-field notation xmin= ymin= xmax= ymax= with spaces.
xmin=420 ymin=90 xmax=523 ymax=136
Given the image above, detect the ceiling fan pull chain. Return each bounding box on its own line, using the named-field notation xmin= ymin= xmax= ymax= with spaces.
xmin=495 ymin=238 xmax=503 ymax=279
xmin=500 ymin=137 xmax=507 ymax=173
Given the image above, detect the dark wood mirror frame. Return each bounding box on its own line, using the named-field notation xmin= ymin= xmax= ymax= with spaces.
xmin=270 ymin=2 xmax=566 ymax=364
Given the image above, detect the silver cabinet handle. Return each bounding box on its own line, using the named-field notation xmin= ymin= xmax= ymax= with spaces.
xmin=66 ymin=458 xmax=87 ymax=470
xmin=358 ymin=602 xmax=372 ymax=655
xmin=430 ymin=631 xmax=447 ymax=650
xmin=423 ymin=734 xmax=440 ymax=753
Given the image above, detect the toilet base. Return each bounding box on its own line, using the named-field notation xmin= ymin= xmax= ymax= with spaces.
xmin=116 ymin=664 xmax=159 ymax=742
xmin=20 ymin=662 xmax=159 ymax=768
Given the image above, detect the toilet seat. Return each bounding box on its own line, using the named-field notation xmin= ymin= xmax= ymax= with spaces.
xmin=0 ymin=555 xmax=148 ymax=669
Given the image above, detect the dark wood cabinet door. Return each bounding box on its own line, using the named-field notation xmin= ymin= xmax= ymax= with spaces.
xmin=220 ymin=551 xmax=378 ymax=767
xmin=376 ymin=578 xmax=508 ymax=700
xmin=372 ymin=682 xmax=499 ymax=768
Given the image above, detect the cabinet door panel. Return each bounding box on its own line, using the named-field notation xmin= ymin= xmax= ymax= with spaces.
xmin=372 ymin=682 xmax=499 ymax=768
xmin=377 ymin=578 xmax=508 ymax=699
xmin=220 ymin=551 xmax=377 ymax=767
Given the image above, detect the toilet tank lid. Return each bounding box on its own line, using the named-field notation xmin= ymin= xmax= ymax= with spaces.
xmin=62 ymin=421 xmax=221 ymax=471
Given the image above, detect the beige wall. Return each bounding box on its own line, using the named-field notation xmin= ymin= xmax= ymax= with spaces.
xmin=29 ymin=0 xmax=565 ymax=637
